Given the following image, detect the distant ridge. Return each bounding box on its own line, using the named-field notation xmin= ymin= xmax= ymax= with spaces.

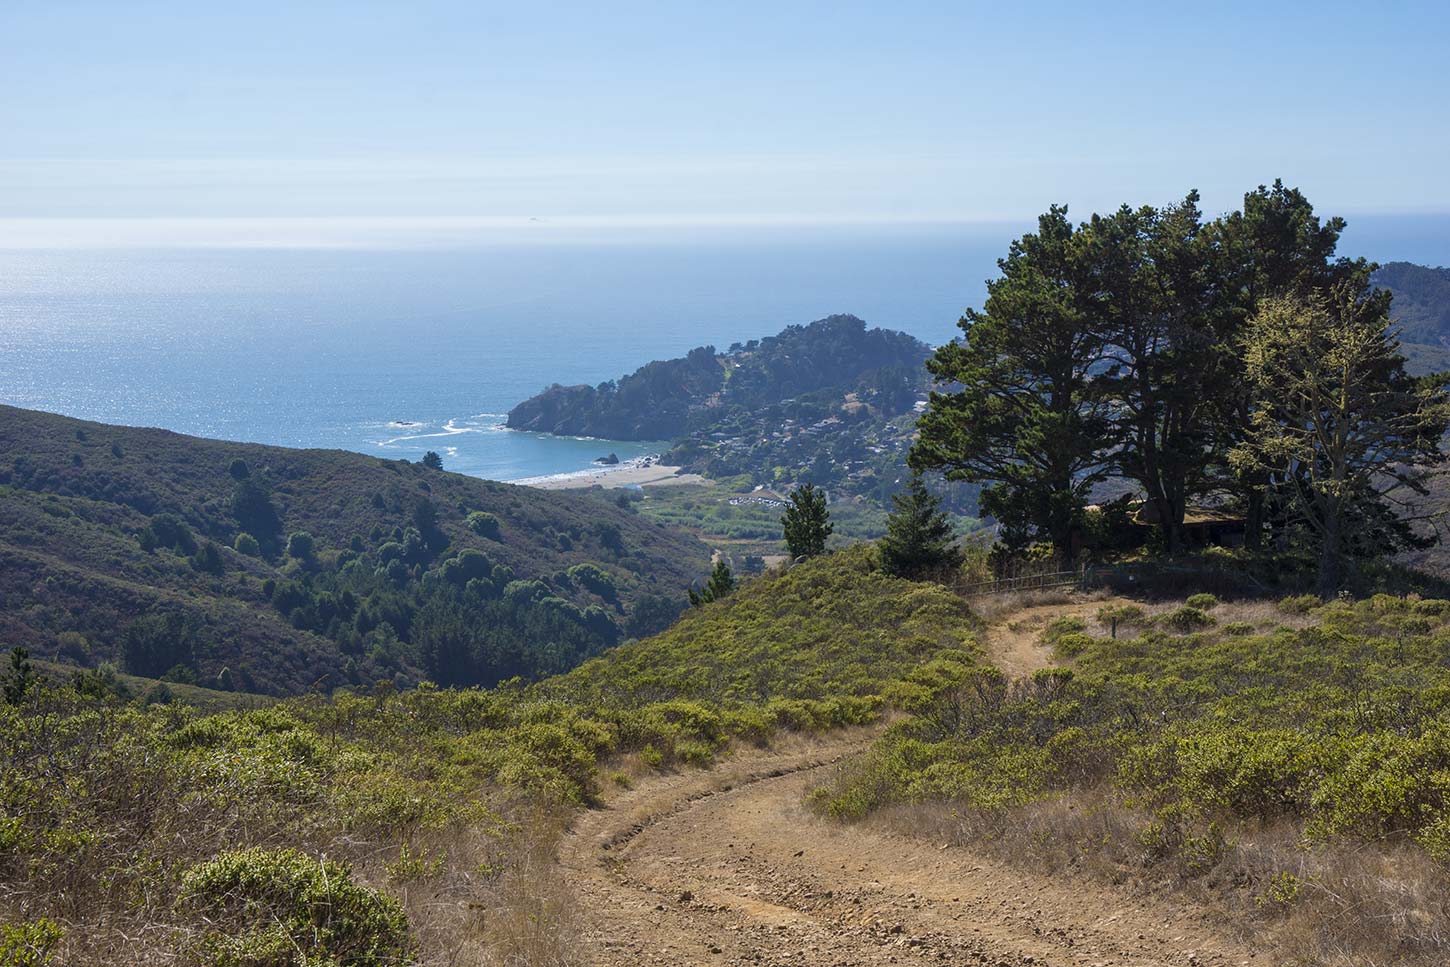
xmin=0 ymin=404 xmax=711 ymax=695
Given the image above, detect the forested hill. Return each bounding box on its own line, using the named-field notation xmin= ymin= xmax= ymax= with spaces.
xmin=1376 ymin=261 xmax=1450 ymax=351
xmin=505 ymin=314 xmax=930 ymax=440
xmin=0 ymin=404 xmax=711 ymax=696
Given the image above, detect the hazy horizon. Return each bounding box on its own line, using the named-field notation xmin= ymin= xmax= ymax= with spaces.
xmin=4 ymin=2 xmax=1448 ymax=233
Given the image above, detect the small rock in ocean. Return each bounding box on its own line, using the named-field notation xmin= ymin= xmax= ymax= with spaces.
xmin=595 ymin=452 xmax=620 ymax=465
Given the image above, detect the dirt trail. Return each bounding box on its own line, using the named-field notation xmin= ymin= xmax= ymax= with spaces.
xmin=562 ymin=596 xmax=1265 ymax=966
xmin=982 ymin=596 xmax=1130 ymax=678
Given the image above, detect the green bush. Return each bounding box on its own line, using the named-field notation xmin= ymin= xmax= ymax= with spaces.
xmin=180 ymin=847 xmax=411 ymax=967
xmin=1279 ymin=593 xmax=1321 ymax=615
xmin=1156 ymin=605 xmax=1215 ymax=633
xmin=233 ymin=532 xmax=261 ymax=557
xmin=1041 ymin=616 xmax=1086 ymax=642
xmin=1185 ymin=593 xmax=1219 ymax=610
xmin=0 ymin=919 xmax=63 ymax=967
xmin=1052 ymin=632 xmax=1095 ymax=658
xmin=465 ymin=511 xmax=501 ymax=539
xmin=286 ymin=531 xmax=315 ymax=559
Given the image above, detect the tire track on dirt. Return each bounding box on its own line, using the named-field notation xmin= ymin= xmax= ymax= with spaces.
xmin=560 ymin=730 xmax=1266 ymax=967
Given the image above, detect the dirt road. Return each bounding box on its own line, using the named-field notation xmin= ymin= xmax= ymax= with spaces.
xmin=561 ymin=596 xmax=1266 ymax=966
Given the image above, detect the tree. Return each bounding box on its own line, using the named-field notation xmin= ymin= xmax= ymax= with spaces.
xmin=879 ymin=471 xmax=962 ymax=579
xmin=781 ymin=483 xmax=833 ymax=558
xmin=421 ymin=451 xmax=444 ymax=470
xmin=1231 ymin=286 xmax=1450 ymax=594
xmin=229 ymin=476 xmax=281 ymax=554
xmin=190 ymin=540 xmax=224 ymax=575
xmin=2 ymin=647 xmax=37 ymax=705
xmin=412 ymin=497 xmax=448 ymax=554
xmin=689 ymin=560 xmax=736 ymax=607
xmin=121 ymin=613 xmax=197 ymax=678
xmin=1091 ymin=194 xmax=1223 ymax=553
xmin=1206 ymin=180 xmax=1377 ymax=547
xmin=912 ymin=206 xmax=1111 ymax=559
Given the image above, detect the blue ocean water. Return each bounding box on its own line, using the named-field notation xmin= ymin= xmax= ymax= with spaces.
xmin=2 ymin=217 xmax=1446 ymax=482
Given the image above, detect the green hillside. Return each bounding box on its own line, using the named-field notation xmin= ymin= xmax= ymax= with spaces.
xmin=0 ymin=404 xmax=711 ymax=695
xmin=508 ymin=314 xmax=950 ymax=505
xmin=0 ymin=547 xmax=982 ymax=965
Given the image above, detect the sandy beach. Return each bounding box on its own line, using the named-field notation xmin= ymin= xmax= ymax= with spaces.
xmin=512 ymin=456 xmax=708 ymax=490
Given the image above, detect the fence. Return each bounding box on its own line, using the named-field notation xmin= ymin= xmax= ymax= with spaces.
xmin=951 ymin=560 xmax=1268 ymax=599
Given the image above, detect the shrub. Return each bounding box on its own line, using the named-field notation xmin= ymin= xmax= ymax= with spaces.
xmin=1041 ymin=616 xmax=1086 ymax=642
xmin=233 ymin=532 xmax=261 ymax=556
xmin=1185 ymin=593 xmax=1219 ymax=610
xmin=466 ymin=511 xmax=501 ymax=540
xmin=180 ymin=847 xmax=411 ymax=967
xmin=1096 ymin=604 xmax=1147 ymax=639
xmin=0 ymin=918 xmax=63 ymax=967
xmin=1052 ymin=632 xmax=1095 ymax=658
xmin=286 ymin=531 xmax=315 ymax=559
xmin=1156 ymin=606 xmax=1215 ymax=633
xmin=1279 ymin=594 xmax=1321 ymax=615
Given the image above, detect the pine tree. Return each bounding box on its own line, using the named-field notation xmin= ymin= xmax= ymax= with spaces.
xmin=421 ymin=451 xmax=444 ymax=470
xmin=879 ymin=471 xmax=963 ymax=580
xmin=2 ymin=647 xmax=37 ymax=705
xmin=689 ymin=560 xmax=736 ymax=607
xmin=781 ymin=484 xmax=833 ymax=559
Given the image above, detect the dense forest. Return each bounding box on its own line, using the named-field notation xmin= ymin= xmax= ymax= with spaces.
xmin=0 ymin=405 xmax=711 ymax=694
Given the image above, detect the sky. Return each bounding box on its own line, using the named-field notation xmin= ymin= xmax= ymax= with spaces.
xmin=2 ymin=0 xmax=1448 ymax=243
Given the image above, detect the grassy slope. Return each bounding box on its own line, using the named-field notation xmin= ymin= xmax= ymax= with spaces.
xmin=544 ymin=543 xmax=979 ymax=706
xmin=816 ymin=592 xmax=1450 ymax=964
xmin=0 ymin=548 xmax=981 ymax=965
xmin=0 ymin=404 xmax=711 ymax=693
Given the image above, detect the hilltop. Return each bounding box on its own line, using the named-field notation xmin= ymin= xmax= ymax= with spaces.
xmin=1376 ymin=261 xmax=1450 ymax=346
xmin=0 ymin=404 xmax=711 ymax=695
xmin=508 ymin=314 xmax=937 ymax=504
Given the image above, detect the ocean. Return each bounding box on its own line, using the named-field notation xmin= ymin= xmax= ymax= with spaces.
xmin=2 ymin=216 xmax=1447 ymax=482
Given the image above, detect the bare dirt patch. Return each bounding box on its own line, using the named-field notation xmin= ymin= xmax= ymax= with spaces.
xmin=561 ymin=731 xmax=1267 ymax=966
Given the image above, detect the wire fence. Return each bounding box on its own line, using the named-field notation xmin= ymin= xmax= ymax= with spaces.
xmin=950 ymin=560 xmax=1269 ymax=599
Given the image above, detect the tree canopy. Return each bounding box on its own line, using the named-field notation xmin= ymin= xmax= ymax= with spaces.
xmin=914 ymin=180 xmax=1450 ymax=588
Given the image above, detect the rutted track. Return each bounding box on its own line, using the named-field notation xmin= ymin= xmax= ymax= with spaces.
xmin=559 ymin=731 xmax=1267 ymax=967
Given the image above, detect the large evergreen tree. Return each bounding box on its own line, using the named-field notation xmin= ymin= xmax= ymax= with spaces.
xmin=1231 ymin=286 xmax=1450 ymax=594
xmin=879 ymin=471 xmax=962 ymax=580
xmin=1206 ymin=180 xmax=1378 ymax=547
xmin=781 ymin=483 xmax=833 ymax=559
xmin=1091 ymin=194 xmax=1223 ymax=553
xmin=912 ymin=206 xmax=1111 ymax=559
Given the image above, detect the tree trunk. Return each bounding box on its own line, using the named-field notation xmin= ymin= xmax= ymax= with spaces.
xmin=1244 ymin=487 xmax=1264 ymax=550
xmin=1317 ymin=513 xmax=1342 ymax=598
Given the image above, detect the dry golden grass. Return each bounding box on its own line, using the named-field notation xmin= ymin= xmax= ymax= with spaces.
xmin=877 ymin=793 xmax=1450 ymax=966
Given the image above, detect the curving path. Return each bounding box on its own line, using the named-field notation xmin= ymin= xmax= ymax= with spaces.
xmin=560 ymin=595 xmax=1267 ymax=966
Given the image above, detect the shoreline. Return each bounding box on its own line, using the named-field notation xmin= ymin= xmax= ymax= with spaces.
xmin=511 ymin=455 xmax=708 ymax=490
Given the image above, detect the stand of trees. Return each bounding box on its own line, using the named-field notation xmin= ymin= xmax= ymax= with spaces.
xmin=914 ymin=182 xmax=1450 ymax=593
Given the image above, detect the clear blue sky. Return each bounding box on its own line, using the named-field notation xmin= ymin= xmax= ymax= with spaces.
xmin=2 ymin=0 xmax=1448 ymax=230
